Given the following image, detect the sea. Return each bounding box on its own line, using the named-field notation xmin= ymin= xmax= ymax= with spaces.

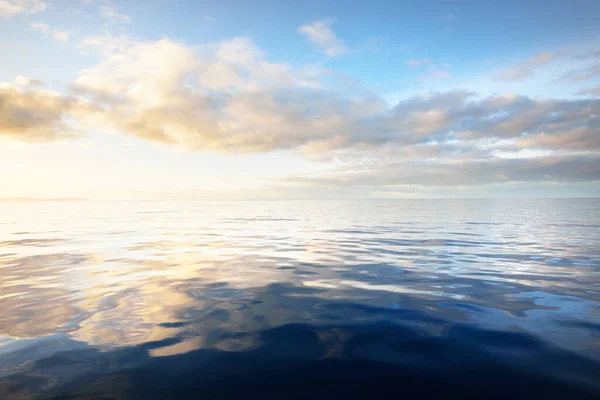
xmin=0 ymin=199 xmax=599 ymax=399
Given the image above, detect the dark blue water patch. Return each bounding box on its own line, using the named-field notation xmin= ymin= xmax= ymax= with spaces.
xmin=157 ymin=321 xmax=187 ymax=328
xmin=558 ymin=320 xmax=600 ymax=333
xmin=293 ymin=270 xmax=319 ymax=275
xmin=206 ymin=282 xmax=229 ymax=289
xmin=3 ymin=321 xmax=599 ymax=400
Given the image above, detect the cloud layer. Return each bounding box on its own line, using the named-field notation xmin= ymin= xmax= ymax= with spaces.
xmin=1 ymin=35 xmax=599 ymax=189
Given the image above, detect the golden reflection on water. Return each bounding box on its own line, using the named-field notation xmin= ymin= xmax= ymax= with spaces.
xmin=0 ymin=200 xmax=599 ymax=358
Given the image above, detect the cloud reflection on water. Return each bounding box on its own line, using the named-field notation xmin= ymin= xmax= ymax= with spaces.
xmin=0 ymin=200 xmax=599 ymax=398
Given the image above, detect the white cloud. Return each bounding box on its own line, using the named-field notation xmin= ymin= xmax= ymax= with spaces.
xmin=100 ymin=2 xmax=130 ymax=24
xmin=0 ymin=0 xmax=46 ymax=17
xmin=78 ymin=33 xmax=136 ymax=57
xmin=52 ymin=29 xmax=69 ymax=42
xmin=66 ymin=37 xmax=599 ymax=163
xmin=69 ymin=38 xmax=340 ymax=151
xmin=298 ymin=18 xmax=347 ymax=57
xmin=2 ymin=36 xmax=599 ymax=189
xmin=30 ymin=22 xmax=70 ymax=42
xmin=14 ymin=75 xmax=44 ymax=86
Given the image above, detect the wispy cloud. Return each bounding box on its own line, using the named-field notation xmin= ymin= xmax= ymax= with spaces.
xmin=441 ymin=13 xmax=458 ymax=22
xmin=100 ymin=2 xmax=130 ymax=24
xmin=408 ymin=58 xmax=432 ymax=68
xmin=497 ymin=51 xmax=557 ymax=80
xmin=30 ymin=22 xmax=70 ymax=42
xmin=439 ymin=12 xmax=459 ymax=34
xmin=298 ymin=18 xmax=347 ymax=57
xmin=408 ymin=57 xmax=452 ymax=80
xmin=0 ymin=0 xmax=46 ymax=17
xmin=561 ymin=63 xmax=600 ymax=82
xmin=77 ymin=33 xmax=135 ymax=56
xmin=577 ymin=85 xmax=600 ymax=96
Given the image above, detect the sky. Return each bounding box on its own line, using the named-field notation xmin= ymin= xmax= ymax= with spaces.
xmin=1 ymin=0 xmax=599 ymax=200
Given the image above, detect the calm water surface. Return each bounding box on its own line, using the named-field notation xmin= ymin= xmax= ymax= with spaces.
xmin=1 ymin=199 xmax=599 ymax=399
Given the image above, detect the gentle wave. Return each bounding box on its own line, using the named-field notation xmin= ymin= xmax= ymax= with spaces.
xmin=0 ymin=199 xmax=599 ymax=399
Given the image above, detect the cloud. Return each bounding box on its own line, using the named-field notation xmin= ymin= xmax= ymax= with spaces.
xmin=0 ymin=83 xmax=77 ymax=142
xmin=0 ymin=0 xmax=46 ymax=17
xmin=71 ymin=38 xmax=600 ymax=160
xmin=99 ymin=2 xmax=130 ymax=24
xmin=30 ymin=22 xmax=70 ymax=42
xmin=407 ymin=58 xmax=452 ymax=80
xmin=2 ymin=36 xmax=599 ymax=189
xmin=298 ymin=18 xmax=347 ymax=57
xmin=517 ymin=127 xmax=600 ymax=151
xmin=577 ymin=85 xmax=600 ymax=96
xmin=408 ymin=58 xmax=432 ymax=68
xmin=69 ymin=38 xmax=345 ymax=152
xmin=572 ymin=49 xmax=600 ymax=60
xmin=497 ymin=51 xmax=557 ymax=80
xmin=77 ymin=33 xmax=135 ymax=56
xmin=439 ymin=13 xmax=459 ymax=34
xmin=14 ymin=75 xmax=44 ymax=86
xmin=282 ymin=154 xmax=600 ymax=188
xmin=560 ymin=63 xmax=600 ymax=82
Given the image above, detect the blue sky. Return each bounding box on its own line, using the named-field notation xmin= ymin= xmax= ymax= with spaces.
xmin=1 ymin=0 xmax=599 ymax=199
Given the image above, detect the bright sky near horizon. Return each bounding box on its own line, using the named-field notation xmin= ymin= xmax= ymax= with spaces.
xmin=1 ymin=0 xmax=599 ymax=199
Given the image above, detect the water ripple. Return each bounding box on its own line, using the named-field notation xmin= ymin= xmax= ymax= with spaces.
xmin=0 ymin=199 xmax=599 ymax=399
